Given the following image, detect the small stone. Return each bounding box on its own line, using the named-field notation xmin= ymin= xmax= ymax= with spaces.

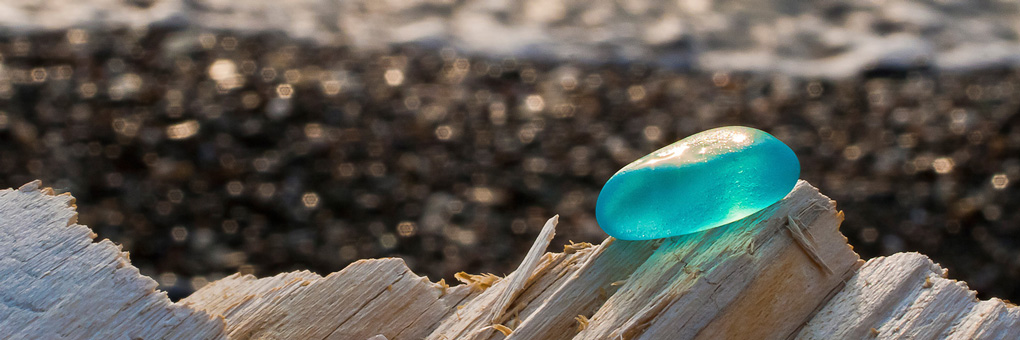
xmin=595 ymin=126 xmax=800 ymax=240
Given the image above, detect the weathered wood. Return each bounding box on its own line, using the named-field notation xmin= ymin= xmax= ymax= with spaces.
xmin=798 ymin=252 xmax=1020 ymax=339
xmin=502 ymin=237 xmax=660 ymax=340
xmin=0 ymin=181 xmax=225 ymax=340
xmin=489 ymin=214 xmax=559 ymax=324
xmin=424 ymin=235 xmax=603 ymax=339
xmin=2 ymin=179 xmax=1018 ymax=340
xmin=573 ymin=180 xmax=862 ymax=340
xmin=182 ymin=259 xmax=476 ymax=339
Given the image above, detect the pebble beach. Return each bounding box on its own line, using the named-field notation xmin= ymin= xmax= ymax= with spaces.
xmin=1 ymin=0 xmax=1019 ymax=301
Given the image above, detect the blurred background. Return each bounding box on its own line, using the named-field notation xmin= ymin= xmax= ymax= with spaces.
xmin=0 ymin=0 xmax=1018 ymax=301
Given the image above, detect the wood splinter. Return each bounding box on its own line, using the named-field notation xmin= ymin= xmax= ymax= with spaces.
xmin=5 ymin=181 xmax=1017 ymax=340
xmin=786 ymin=214 xmax=834 ymax=275
xmin=489 ymin=215 xmax=559 ymax=324
xmin=492 ymin=324 xmax=513 ymax=336
xmin=575 ymin=315 xmax=590 ymax=332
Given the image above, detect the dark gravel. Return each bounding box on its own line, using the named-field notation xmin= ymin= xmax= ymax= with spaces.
xmin=1 ymin=27 xmax=1018 ymax=301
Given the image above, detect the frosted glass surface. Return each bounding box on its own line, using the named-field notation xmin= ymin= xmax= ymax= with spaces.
xmin=595 ymin=126 xmax=800 ymax=240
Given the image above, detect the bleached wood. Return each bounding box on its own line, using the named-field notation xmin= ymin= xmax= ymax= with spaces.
xmin=0 ymin=181 xmax=225 ymax=340
xmin=424 ymin=230 xmax=661 ymax=340
xmin=489 ymin=215 xmax=559 ymax=324
xmin=424 ymin=181 xmax=865 ymax=340
xmin=183 ymin=258 xmax=477 ymax=339
xmin=785 ymin=215 xmax=834 ymax=275
xmin=3 ymin=179 xmax=1018 ymax=340
xmin=797 ymin=252 xmax=1020 ymax=340
xmin=425 ymin=242 xmax=603 ymax=339
xmin=573 ymin=181 xmax=863 ymax=339
xmin=502 ymin=237 xmax=661 ymax=339
xmin=181 ymin=270 xmax=321 ymax=320
xmin=945 ymin=299 xmax=1020 ymax=339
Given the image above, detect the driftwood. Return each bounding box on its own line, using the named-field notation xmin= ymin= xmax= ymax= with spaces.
xmin=1 ymin=180 xmax=1017 ymax=339
xmin=0 ymin=180 xmax=223 ymax=339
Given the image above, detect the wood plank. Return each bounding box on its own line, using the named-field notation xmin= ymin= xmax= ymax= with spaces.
xmin=0 ymin=181 xmax=226 ymax=340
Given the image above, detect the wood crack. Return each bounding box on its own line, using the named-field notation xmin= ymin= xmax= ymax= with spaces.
xmin=3 ymin=180 xmax=1017 ymax=340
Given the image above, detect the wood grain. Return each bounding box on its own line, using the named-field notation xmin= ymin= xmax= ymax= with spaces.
xmin=0 ymin=181 xmax=225 ymax=340
xmin=2 ymin=180 xmax=1017 ymax=339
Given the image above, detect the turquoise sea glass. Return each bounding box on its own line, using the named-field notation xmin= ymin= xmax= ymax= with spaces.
xmin=595 ymin=126 xmax=800 ymax=240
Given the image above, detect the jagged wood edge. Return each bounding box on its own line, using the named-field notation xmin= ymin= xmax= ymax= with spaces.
xmin=3 ymin=179 xmax=1019 ymax=340
xmin=489 ymin=214 xmax=559 ymax=325
xmin=0 ymin=181 xmax=226 ymax=340
xmin=796 ymin=252 xmax=1020 ymax=339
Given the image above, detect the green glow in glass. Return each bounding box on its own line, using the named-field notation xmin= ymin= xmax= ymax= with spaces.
xmin=595 ymin=126 xmax=800 ymax=240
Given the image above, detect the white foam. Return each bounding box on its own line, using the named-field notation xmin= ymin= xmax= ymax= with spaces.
xmin=1 ymin=0 xmax=1017 ymax=77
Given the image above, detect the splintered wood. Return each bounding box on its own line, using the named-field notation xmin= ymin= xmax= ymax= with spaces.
xmin=2 ymin=180 xmax=1018 ymax=339
xmin=797 ymin=252 xmax=1020 ymax=339
xmin=0 ymin=181 xmax=224 ymax=339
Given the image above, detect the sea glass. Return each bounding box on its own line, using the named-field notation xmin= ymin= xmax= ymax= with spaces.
xmin=595 ymin=126 xmax=800 ymax=240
